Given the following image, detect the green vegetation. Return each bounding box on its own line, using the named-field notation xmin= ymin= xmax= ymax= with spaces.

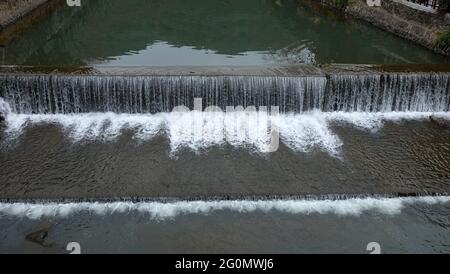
xmin=334 ymin=0 xmax=348 ymax=8
xmin=436 ymin=29 xmax=450 ymax=52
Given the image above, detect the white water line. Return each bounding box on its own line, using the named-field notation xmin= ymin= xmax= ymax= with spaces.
xmin=0 ymin=196 xmax=449 ymax=220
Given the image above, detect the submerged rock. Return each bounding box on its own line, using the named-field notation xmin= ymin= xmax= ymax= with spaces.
xmin=429 ymin=115 xmax=450 ymax=128
xmin=25 ymin=222 xmax=53 ymax=248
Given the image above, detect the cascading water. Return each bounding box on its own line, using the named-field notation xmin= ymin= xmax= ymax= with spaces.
xmin=0 ymin=73 xmax=448 ymax=114
xmin=0 ymin=97 xmax=11 ymax=120
xmin=0 ymin=75 xmax=326 ymax=114
xmin=0 ymin=72 xmax=449 ymax=155
xmin=325 ymin=74 xmax=450 ymax=112
xmin=1 ymin=72 xmax=450 ymax=215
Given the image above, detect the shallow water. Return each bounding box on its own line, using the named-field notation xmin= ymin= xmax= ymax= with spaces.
xmin=1 ymin=200 xmax=450 ymax=253
xmin=1 ymin=113 xmax=450 ymax=199
xmin=1 ymin=108 xmax=450 ymax=254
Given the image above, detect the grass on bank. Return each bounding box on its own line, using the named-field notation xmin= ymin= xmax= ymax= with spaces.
xmin=334 ymin=0 xmax=348 ymax=8
xmin=436 ymin=29 xmax=450 ymax=52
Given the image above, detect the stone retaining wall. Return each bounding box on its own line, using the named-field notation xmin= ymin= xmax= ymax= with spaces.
xmin=319 ymin=0 xmax=450 ymax=57
xmin=0 ymin=0 xmax=53 ymax=30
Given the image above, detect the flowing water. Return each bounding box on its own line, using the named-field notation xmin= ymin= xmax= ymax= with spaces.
xmin=1 ymin=0 xmax=450 ymax=254
xmin=1 ymin=72 xmax=450 ymax=253
xmin=1 ymin=73 xmax=449 ymax=113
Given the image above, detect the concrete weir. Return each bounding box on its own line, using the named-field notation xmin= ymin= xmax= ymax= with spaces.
xmin=1 ymin=63 xmax=450 ymax=76
xmin=0 ymin=64 xmax=449 ymax=114
xmin=0 ymin=64 xmax=450 ymax=200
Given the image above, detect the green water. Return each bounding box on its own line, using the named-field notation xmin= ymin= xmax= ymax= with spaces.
xmin=1 ymin=0 xmax=448 ymax=66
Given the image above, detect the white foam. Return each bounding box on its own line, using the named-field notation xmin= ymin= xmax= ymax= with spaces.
xmin=0 ymin=98 xmax=11 ymax=117
xmin=2 ymin=110 xmax=450 ymax=155
xmin=274 ymin=112 xmax=342 ymax=155
xmin=324 ymin=111 xmax=450 ymax=131
xmin=0 ymin=196 xmax=448 ymax=220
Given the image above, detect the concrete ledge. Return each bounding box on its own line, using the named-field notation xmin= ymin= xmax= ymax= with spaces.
xmin=392 ymin=0 xmax=437 ymax=14
xmin=1 ymin=64 xmax=449 ymax=77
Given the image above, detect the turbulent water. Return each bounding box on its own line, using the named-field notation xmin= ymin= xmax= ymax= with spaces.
xmin=1 ymin=73 xmax=449 ymax=156
xmin=1 ymin=72 xmax=450 ymax=219
xmin=1 ymin=196 xmax=449 ymax=220
xmin=2 ymin=110 xmax=450 ymax=156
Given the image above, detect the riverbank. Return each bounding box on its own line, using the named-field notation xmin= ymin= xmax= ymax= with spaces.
xmin=0 ymin=0 xmax=51 ymax=29
xmin=0 ymin=0 xmax=64 ymax=44
xmin=317 ymin=0 xmax=450 ymax=57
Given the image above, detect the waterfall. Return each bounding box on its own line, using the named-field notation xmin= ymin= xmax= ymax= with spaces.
xmin=0 ymin=75 xmax=326 ymax=114
xmin=1 ymin=72 xmax=449 ymax=155
xmin=1 ymin=73 xmax=448 ymax=114
xmin=325 ymin=74 xmax=450 ymax=112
